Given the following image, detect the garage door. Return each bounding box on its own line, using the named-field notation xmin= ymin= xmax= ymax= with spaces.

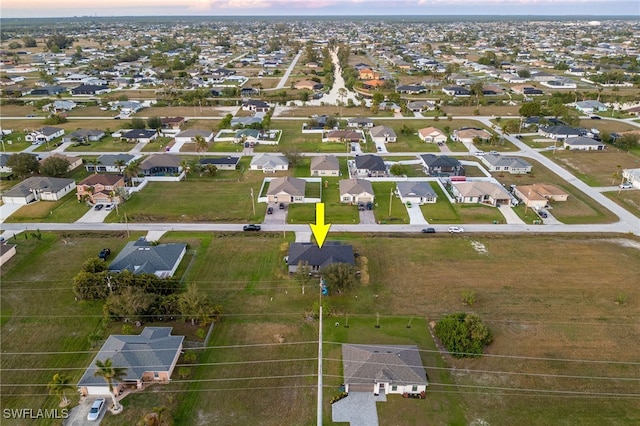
xmin=348 ymin=383 xmax=374 ymax=392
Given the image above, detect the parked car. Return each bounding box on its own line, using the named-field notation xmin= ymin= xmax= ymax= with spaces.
xmin=87 ymin=398 xmax=105 ymax=421
xmin=590 ymin=116 xmax=602 ymax=120
xmin=421 ymin=227 xmax=436 ymax=234
xmin=366 ymin=201 xmax=373 ymax=210
xmin=538 ymin=211 xmax=548 ymax=218
xmin=489 ymin=150 xmax=498 ymax=154
xmin=279 ymin=202 xmax=285 ymax=210
xmin=94 ymin=204 xmax=104 ymax=211
xmin=358 ymin=203 xmax=365 ymax=211
xmin=105 ymin=204 xmax=114 ymax=211
xmin=474 ymin=151 xmax=485 ymax=156
xmin=243 ymin=224 xmax=261 ymax=231
xmin=267 ymin=207 xmax=273 ymax=214
xmin=619 ymin=182 xmax=633 ymax=189
xmin=98 ymin=248 xmax=111 ymax=260
xmin=448 ymin=226 xmax=464 ymax=233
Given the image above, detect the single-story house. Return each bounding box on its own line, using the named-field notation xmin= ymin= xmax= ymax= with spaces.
xmin=452 ymin=181 xmax=514 ymax=206
xmin=369 ymin=126 xmax=397 ymax=143
xmin=563 ymin=136 xmax=606 ymax=151
xmin=113 ymin=100 xmax=143 ymax=114
xmin=77 ymin=327 xmax=184 ymax=397
xmin=267 ymin=176 xmax=306 ymax=203
xmin=63 ymin=129 xmax=105 ymax=143
xmin=286 ymin=241 xmax=355 ymax=273
xmin=396 ymin=84 xmax=426 ymax=94
xmin=121 ymin=129 xmax=158 ymax=144
xmin=294 ymin=80 xmax=323 ymax=91
xmin=418 ymin=127 xmax=447 ymax=144
xmin=354 ymin=154 xmax=386 ymax=178
xmin=161 ymin=117 xmax=186 ymax=130
xmin=198 ymin=157 xmax=240 ymax=171
xmin=175 ymin=129 xmax=214 ymax=144
xmin=347 ymin=117 xmax=374 ymax=128
xmin=250 ymin=154 xmax=289 ymax=173
xmin=481 ymin=154 xmax=532 ymax=174
xmin=230 ymin=116 xmax=263 ymax=127
xmin=71 ymin=84 xmax=110 ymax=96
xmin=407 ymin=100 xmax=436 ymax=112
xmin=43 ymin=100 xmax=76 ymax=112
xmin=622 ymin=168 xmax=640 ymax=189
xmin=29 ymin=85 xmax=68 ymax=96
xmin=76 ymin=174 xmax=126 ymax=204
xmin=419 ymin=154 xmax=464 ymax=177
xmin=25 ymin=127 xmax=64 ymax=144
xmin=108 ymin=237 xmax=187 ymax=278
xmin=514 ymin=184 xmax=569 ymax=208
xmin=574 ymin=100 xmax=608 ymax=115
xmin=234 ymin=128 xmax=261 ymax=144
xmin=85 ymin=154 xmax=135 ymax=173
xmin=396 ymin=181 xmax=437 ymax=205
xmin=538 ymin=125 xmax=581 ymax=140
xmin=1 ymin=176 xmax=75 ymax=205
xmin=310 ymin=155 xmax=340 ymax=177
xmin=339 ymin=178 xmax=374 ymax=204
xmin=342 ymin=344 xmax=428 ymax=395
xmin=242 ymin=100 xmax=270 ymax=113
xmin=452 ymin=128 xmax=492 ymax=144
xmin=41 ymin=153 xmax=83 ymax=172
xmin=442 ymin=86 xmax=470 ymax=96
xmin=323 ymin=130 xmax=364 ymax=143
xmin=0 ymin=243 xmax=17 ymax=267
xmin=139 ymin=154 xmax=182 ymax=176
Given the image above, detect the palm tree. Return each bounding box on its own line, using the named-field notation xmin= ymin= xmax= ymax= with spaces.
xmin=88 ymin=158 xmax=101 ymax=174
xmin=179 ymin=159 xmax=192 ymax=181
xmin=338 ymin=87 xmax=347 ymax=116
xmin=123 ymin=159 xmax=141 ymax=186
xmin=114 ymin=159 xmax=127 ymax=174
xmin=94 ymin=358 xmax=127 ymax=411
xmin=193 ymin=135 xmax=208 ymax=158
xmin=48 ymin=373 xmax=75 ymax=407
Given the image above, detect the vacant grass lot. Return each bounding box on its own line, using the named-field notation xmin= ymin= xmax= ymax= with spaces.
xmin=544 ymin=149 xmax=640 ymax=187
xmin=2 ymin=232 xmax=638 ymax=425
xmin=604 ymin=189 xmax=640 ymax=218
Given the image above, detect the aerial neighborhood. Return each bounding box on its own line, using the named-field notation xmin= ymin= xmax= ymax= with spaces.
xmin=0 ymin=13 xmax=639 ymax=426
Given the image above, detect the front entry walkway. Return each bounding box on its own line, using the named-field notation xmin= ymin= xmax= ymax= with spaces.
xmin=332 ymin=391 xmax=386 ymax=426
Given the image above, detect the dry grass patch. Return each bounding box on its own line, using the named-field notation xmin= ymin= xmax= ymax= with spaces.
xmin=547 ymin=149 xmax=639 ymax=186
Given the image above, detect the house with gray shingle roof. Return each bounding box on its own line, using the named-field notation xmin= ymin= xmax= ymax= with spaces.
xmin=266 ymin=176 xmax=306 ymax=203
xmin=286 ymin=242 xmax=354 ymax=273
xmin=339 ymin=178 xmax=374 ymax=204
xmin=63 ymin=129 xmax=106 ymax=144
xmin=452 ymin=181 xmax=515 ymax=206
xmin=354 ymin=155 xmax=386 ymax=177
xmin=77 ymin=327 xmax=184 ymax=397
xmin=139 ymin=154 xmax=182 ymax=176
xmin=396 ymin=181 xmax=437 ymax=205
xmin=175 ymin=129 xmax=214 ymax=144
xmin=342 ymin=344 xmax=428 ymax=395
xmin=86 ymin=154 xmax=135 ymax=173
xmin=563 ymin=136 xmax=606 ymax=151
xmin=481 ymin=154 xmax=532 ymax=174
xmin=369 ymin=125 xmax=397 ymax=143
xmin=1 ymin=176 xmax=76 ymax=205
xmin=310 ymin=155 xmax=340 ymax=177
xmin=108 ymin=238 xmax=187 ymax=278
xmin=250 ymin=154 xmax=288 ymax=173
xmin=419 ymin=154 xmax=464 ymax=177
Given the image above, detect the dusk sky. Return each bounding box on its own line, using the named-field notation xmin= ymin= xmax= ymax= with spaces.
xmin=1 ymin=0 xmax=638 ymax=18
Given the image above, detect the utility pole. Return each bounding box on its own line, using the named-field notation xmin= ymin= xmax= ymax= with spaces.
xmin=124 ymin=212 xmax=130 ymax=237
xmin=250 ymin=188 xmax=255 ymax=216
xmin=388 ymin=188 xmax=393 ymax=217
xmin=317 ymin=281 xmax=323 ymax=426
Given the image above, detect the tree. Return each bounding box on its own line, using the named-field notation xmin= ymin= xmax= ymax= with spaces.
xmin=519 ymin=101 xmax=541 ymax=117
xmin=321 ymin=263 xmax=358 ymax=294
xmin=87 ymin=158 xmax=101 ymax=174
xmin=114 ymin=159 xmax=127 ymax=174
xmin=194 ymin=134 xmax=208 ymax=157
xmin=179 ymin=283 xmax=212 ymax=326
xmin=46 ymin=34 xmax=73 ymax=51
xmin=131 ymin=118 xmax=146 ymax=129
xmin=147 ymin=116 xmax=162 ymax=131
xmin=48 ymin=373 xmax=75 ymax=407
xmin=104 ymin=286 xmax=156 ymax=322
xmin=434 ymin=312 xmax=493 ymax=358
xmin=281 ymin=147 xmax=303 ymax=167
xmin=94 ymin=358 xmax=127 ymax=411
xmin=22 ymin=36 xmax=37 ymax=47
xmin=179 ymin=159 xmax=192 ymax=181
xmin=40 ymin=156 xmax=70 ymax=177
xmin=6 ymin=153 xmax=39 ymax=179
xmin=219 ymin=113 xmax=232 ymax=129
xmin=390 ymin=164 xmax=407 ymax=176
xmin=123 ymin=159 xmax=142 ymax=185
xmin=205 ymin=164 xmax=217 ymax=176
xmin=82 ymin=257 xmax=108 ymax=273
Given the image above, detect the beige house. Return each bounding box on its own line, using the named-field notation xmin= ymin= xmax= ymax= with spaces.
xmin=514 ymin=184 xmax=569 ymax=208
xmin=418 ymin=127 xmax=447 ymax=143
xmin=452 ymin=181 xmax=514 ymax=206
xmin=0 ymin=243 xmax=17 ymax=267
xmin=310 ymin=155 xmax=340 ymax=177
xmin=453 ymin=128 xmax=492 ymax=144
xmin=339 ymin=178 xmax=374 ymax=204
xmin=267 ymin=176 xmax=306 ymax=203
xmin=41 ymin=153 xmax=83 ymax=171
xmin=77 ymin=174 xmax=126 ymax=204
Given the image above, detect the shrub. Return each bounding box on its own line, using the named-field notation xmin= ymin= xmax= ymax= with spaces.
xmin=434 ymin=312 xmax=492 ymax=358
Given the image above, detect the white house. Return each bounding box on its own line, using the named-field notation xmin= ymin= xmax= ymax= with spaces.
xmin=563 ymin=136 xmax=606 ymax=151
xmin=174 ymin=129 xmax=214 ymax=144
xmin=481 ymin=154 xmax=532 ymax=174
xmin=622 ymin=168 xmax=640 ymax=189
xmin=25 ymin=127 xmax=64 ymax=144
xmin=250 ymin=154 xmax=289 ymax=173
xmin=339 ymin=178 xmax=374 ymax=203
xmin=1 ymin=176 xmax=76 ymax=205
xmin=396 ymin=181 xmax=437 ymax=205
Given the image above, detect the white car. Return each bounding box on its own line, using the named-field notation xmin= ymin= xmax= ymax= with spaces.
xmin=474 ymin=151 xmax=485 ymax=156
xmin=619 ymin=182 xmax=633 ymax=189
xmin=448 ymin=226 xmax=464 ymax=233
xmin=87 ymin=398 xmax=105 ymax=421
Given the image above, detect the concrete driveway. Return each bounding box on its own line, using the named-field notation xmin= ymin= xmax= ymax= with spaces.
xmin=76 ymin=205 xmax=114 ymax=223
xmin=405 ymin=203 xmax=428 ymax=225
xmin=262 ymin=202 xmax=286 ymax=225
xmin=332 ymin=391 xmax=386 ymax=426
xmin=63 ymin=398 xmax=107 ymax=426
xmin=359 ymin=209 xmax=376 ymax=225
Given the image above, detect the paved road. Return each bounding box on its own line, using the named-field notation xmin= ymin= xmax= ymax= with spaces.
xmin=274 ymin=50 xmax=302 ymax=90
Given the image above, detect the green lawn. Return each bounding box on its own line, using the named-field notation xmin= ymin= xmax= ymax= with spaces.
xmin=65 ymin=136 xmax=138 ymax=153
xmin=372 ymin=182 xmax=410 ymax=224
xmin=4 ymin=192 xmax=90 ymax=223
xmin=288 ymin=177 xmax=360 ymax=225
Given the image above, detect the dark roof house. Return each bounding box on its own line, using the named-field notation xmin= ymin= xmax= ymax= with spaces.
xmin=286 ymin=242 xmax=355 ymax=273
xmin=108 ymin=238 xmax=187 ymax=278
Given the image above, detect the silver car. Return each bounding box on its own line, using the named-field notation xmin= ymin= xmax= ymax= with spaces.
xmin=87 ymin=398 xmax=105 ymax=421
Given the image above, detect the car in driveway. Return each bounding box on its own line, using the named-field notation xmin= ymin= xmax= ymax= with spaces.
xmin=87 ymin=398 xmax=105 ymax=421
xmin=243 ymin=224 xmax=261 ymax=231
xmin=94 ymin=204 xmax=104 ymax=211
xmin=421 ymin=227 xmax=436 ymax=234
xmin=448 ymin=226 xmax=464 ymax=233
xmin=266 ymin=207 xmax=273 ymax=214
xmin=619 ymin=182 xmax=633 ymax=189
xmin=279 ymin=202 xmax=285 ymax=210
xmin=538 ymin=211 xmax=548 ymax=218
